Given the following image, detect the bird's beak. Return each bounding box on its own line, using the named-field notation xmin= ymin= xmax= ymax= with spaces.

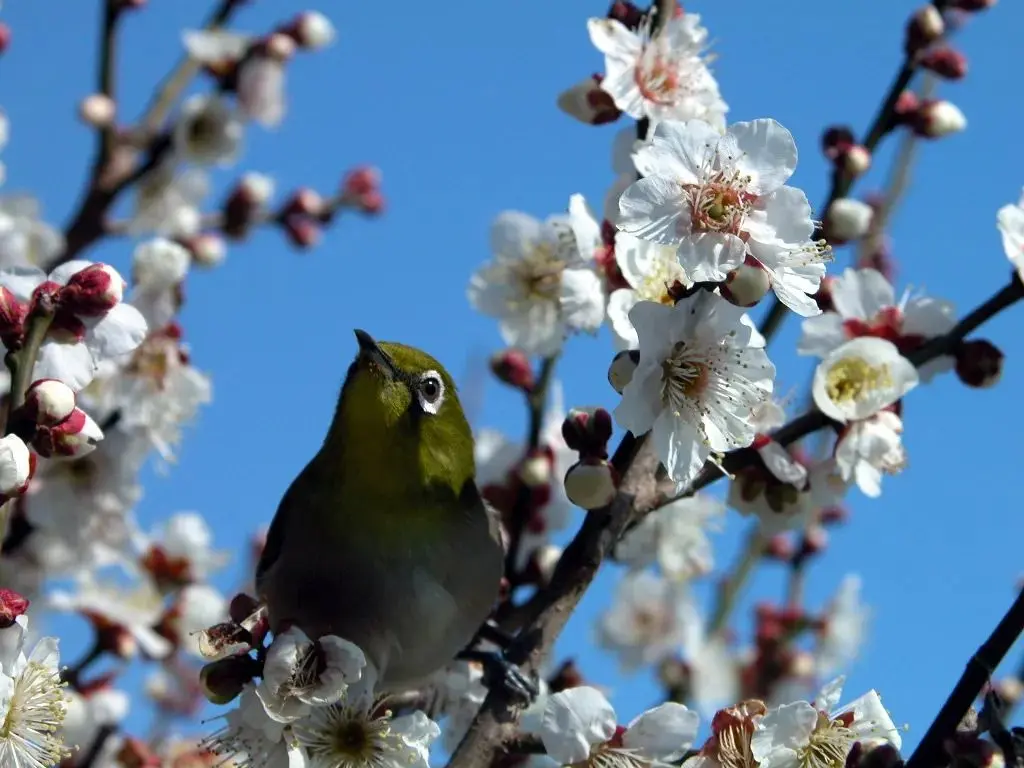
xmin=354 ymin=329 xmax=398 ymax=379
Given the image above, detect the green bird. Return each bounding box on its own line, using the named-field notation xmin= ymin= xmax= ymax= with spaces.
xmin=255 ymin=330 xmax=532 ymax=697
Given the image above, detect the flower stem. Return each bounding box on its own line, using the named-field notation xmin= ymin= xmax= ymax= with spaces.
xmin=708 ymin=526 xmax=765 ymax=636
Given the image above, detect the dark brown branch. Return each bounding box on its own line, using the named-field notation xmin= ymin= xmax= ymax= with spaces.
xmin=905 ymin=588 xmax=1024 ymax=768
xmin=96 ymin=0 xmax=124 ymax=165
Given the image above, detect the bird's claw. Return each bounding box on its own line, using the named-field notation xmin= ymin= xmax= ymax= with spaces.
xmin=457 ymin=650 xmax=539 ymax=704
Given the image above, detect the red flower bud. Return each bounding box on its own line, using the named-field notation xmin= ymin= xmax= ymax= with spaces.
xmin=0 ymin=588 xmax=29 ymax=628
xmin=920 ymin=47 xmax=968 ymax=80
xmin=32 ymin=407 xmax=103 ymax=458
xmin=283 ymin=215 xmax=321 ymax=250
xmin=955 ymin=339 xmax=1003 ymax=388
xmin=60 ymin=263 xmax=124 ymax=317
xmin=200 ymin=654 xmax=260 ymax=705
xmin=905 ymin=5 xmax=945 ymax=55
xmin=489 ymin=349 xmax=535 ymax=392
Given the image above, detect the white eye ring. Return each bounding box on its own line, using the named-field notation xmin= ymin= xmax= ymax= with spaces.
xmin=416 ymin=370 xmax=445 ymax=415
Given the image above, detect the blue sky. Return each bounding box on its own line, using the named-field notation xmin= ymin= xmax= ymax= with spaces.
xmin=3 ymin=0 xmax=1023 ymax=756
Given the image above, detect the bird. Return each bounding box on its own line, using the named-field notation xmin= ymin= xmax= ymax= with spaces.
xmin=255 ymin=329 xmax=533 ymax=698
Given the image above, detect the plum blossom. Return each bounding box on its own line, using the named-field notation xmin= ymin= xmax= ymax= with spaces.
xmin=729 ymin=459 xmax=848 ymax=535
xmin=814 ymin=576 xmax=869 ymax=679
xmin=174 ymin=94 xmax=244 ymax=166
xmin=606 ymin=231 xmax=690 ymax=349
xmin=139 ymin=511 xmax=228 ymax=589
xmin=0 ymin=195 xmax=64 ymax=269
xmin=799 ymin=268 xmax=956 ymax=381
xmin=685 ymin=700 xmax=767 ymax=768
xmin=614 ymin=293 xmax=775 ymax=485
xmin=0 ymin=260 xmax=147 ymax=391
xmin=618 ymin=119 xmax=831 ymax=316
xmin=998 ymin=188 xmax=1024 ymax=283
xmin=614 ymin=494 xmax=724 ymax=581
xmin=537 ymin=685 xmax=699 ymax=767
xmin=597 ymin=570 xmax=694 ymax=671
xmin=751 ymin=679 xmax=901 ymax=768
xmin=469 ymin=199 xmax=605 ymax=356
xmin=130 ymin=237 xmax=191 ymax=329
xmin=587 ymin=13 xmax=727 ymax=133
xmin=130 ymin=163 xmax=209 ymax=237
xmin=834 ymin=410 xmax=906 ymax=498
xmin=811 ymin=338 xmax=918 ymax=424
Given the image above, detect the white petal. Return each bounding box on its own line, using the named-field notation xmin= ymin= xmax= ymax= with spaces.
xmin=811 ymin=337 xmax=919 ymax=423
xmin=34 ymin=341 xmax=96 ymax=391
xmin=653 ymin=411 xmax=708 ymax=485
xmin=539 ymin=687 xmax=617 ymax=764
xmin=618 ymin=176 xmax=686 ymax=245
xmin=49 ymin=259 xmax=101 ymax=286
xmin=183 ymin=29 xmax=253 ymax=62
xmin=840 ymin=690 xmax=901 ymax=749
xmin=751 ymin=702 xmax=818 ymax=760
xmin=638 ymin=120 xmax=721 ymax=183
xmin=0 ymin=434 xmax=29 ymax=495
xmin=0 ymin=266 xmax=45 ymax=301
xmin=729 ymin=119 xmax=798 ymax=194
xmin=831 ymin=268 xmax=894 ymax=321
xmin=902 ymin=297 xmax=956 ymax=338
xmin=85 ymin=302 xmax=148 ymax=362
xmin=607 ymin=288 xmax=640 ymax=350
xmin=614 ymin=362 xmax=664 ymax=436
xmin=798 ymin=313 xmax=846 ymax=358
xmin=490 ymin=211 xmax=542 ymax=261
xmin=623 ymin=702 xmax=700 ymax=760
xmin=677 ymin=233 xmax=745 ymax=282
xmin=560 ymin=268 xmax=605 ymax=332
xmin=587 ymin=18 xmax=640 ymax=60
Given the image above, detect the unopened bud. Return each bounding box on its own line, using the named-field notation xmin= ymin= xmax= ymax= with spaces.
xmin=61 ymin=263 xmax=124 ymax=316
xmin=490 ymin=349 xmax=534 ymax=391
xmin=24 ymin=379 xmax=76 ymax=426
xmin=548 ymin=659 xmax=585 ymax=692
xmin=200 ymin=654 xmax=259 ymax=705
xmin=286 ymin=11 xmax=336 ymax=50
xmin=0 ymin=24 xmax=11 ymax=55
xmin=197 ymin=621 xmax=254 ymax=661
xmin=840 ymin=145 xmax=872 ymax=177
xmin=950 ymin=0 xmax=996 ymax=9
xmin=721 ymin=255 xmax=771 ymax=307
xmin=341 ymin=166 xmax=384 ymax=215
xmin=821 ymin=125 xmax=855 ymax=160
xmin=607 ymin=1 xmax=645 ymax=29
xmin=905 ymin=5 xmax=945 ymax=54
xmin=920 ymin=46 xmax=968 ymax=80
xmin=955 ymin=339 xmax=1003 ymax=388
xmin=764 ymin=534 xmax=795 ymax=561
xmin=0 ymin=588 xmax=29 ymax=629
xmin=223 ymin=173 xmax=275 ymax=239
xmin=183 ymin=233 xmax=227 ymax=268
xmin=237 ymin=172 xmax=275 ymax=207
xmin=607 ymin=349 xmax=638 ymax=394
xmin=264 ymin=32 xmax=296 ymax=62
xmin=562 ymin=407 xmax=613 ymax=458
xmin=798 ymin=525 xmax=828 ymax=559
xmin=825 ymin=198 xmax=874 ymax=243
xmin=0 ymin=435 xmax=31 ymax=498
xmin=564 ymin=459 xmax=618 ymax=510
xmin=518 ymin=447 xmax=553 ymax=488
xmin=283 ymin=215 xmax=321 ymax=250
xmin=993 ymin=677 xmax=1023 ymax=707
xmin=78 ymin=93 xmax=116 ymax=128
xmin=0 ymin=287 xmax=27 ymax=338
xmin=285 ymin=188 xmax=326 ymax=218
xmin=894 ymin=90 xmax=921 ymax=120
xmin=912 ymin=99 xmax=967 ymax=138
xmin=32 ymin=408 xmax=103 ymax=458
xmin=556 ymin=74 xmax=622 ymax=126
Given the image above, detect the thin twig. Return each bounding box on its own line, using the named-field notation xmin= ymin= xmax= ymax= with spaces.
xmin=905 ymin=588 xmax=1024 ymax=768
xmin=707 ymin=526 xmax=765 ymax=636
xmin=96 ymin=0 xmax=124 ymax=165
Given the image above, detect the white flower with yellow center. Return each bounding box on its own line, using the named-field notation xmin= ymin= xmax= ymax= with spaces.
xmin=614 ymin=293 xmax=775 ymax=485
xmin=607 ymin=231 xmax=691 ymax=350
xmin=751 ymin=679 xmax=901 ymax=768
xmin=0 ymin=616 xmax=70 ymax=768
xmin=811 ymin=337 xmax=918 ymax=424
xmin=537 ymin=685 xmax=699 ymax=768
xmin=587 ymin=13 xmax=727 ymax=133
xmin=618 ymin=118 xmax=831 ymax=317
xmin=469 ymin=197 xmax=605 ymax=356
xmin=834 ymin=410 xmax=907 ymax=497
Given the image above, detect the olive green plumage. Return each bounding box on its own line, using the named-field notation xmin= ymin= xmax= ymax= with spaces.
xmin=255 ymin=331 xmax=504 ymax=691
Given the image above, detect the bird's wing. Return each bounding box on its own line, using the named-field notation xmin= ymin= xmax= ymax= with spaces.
xmin=255 ymin=460 xmax=317 ymax=595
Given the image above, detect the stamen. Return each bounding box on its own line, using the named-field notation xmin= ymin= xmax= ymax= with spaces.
xmin=824 ymin=357 xmax=893 ymax=405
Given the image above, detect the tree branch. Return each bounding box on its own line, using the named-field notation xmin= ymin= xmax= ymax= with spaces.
xmin=96 ymin=0 xmax=124 ymax=165
xmin=905 ymin=587 xmax=1024 ymax=768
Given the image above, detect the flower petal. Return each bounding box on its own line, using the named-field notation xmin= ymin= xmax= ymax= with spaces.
xmin=623 ymin=702 xmax=700 ymax=760
xmin=539 ymin=686 xmax=617 ymax=764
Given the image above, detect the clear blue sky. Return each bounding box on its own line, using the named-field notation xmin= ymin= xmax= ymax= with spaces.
xmin=3 ymin=0 xmax=1023 ymax=755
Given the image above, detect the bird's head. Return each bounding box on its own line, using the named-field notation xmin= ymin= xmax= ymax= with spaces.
xmin=331 ymin=329 xmax=475 ymax=496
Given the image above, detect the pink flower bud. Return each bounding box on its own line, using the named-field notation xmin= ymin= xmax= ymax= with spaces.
xmin=78 ymin=93 xmax=116 ymax=128
xmin=764 ymin=535 xmax=795 ymax=561
xmin=60 ymin=263 xmax=124 ymax=317
xmin=824 ymin=198 xmax=874 ymax=243
xmin=0 ymin=286 xmax=27 ymax=339
xmin=564 ymin=459 xmax=618 ymax=510
xmin=607 ymin=349 xmax=638 ymax=394
xmin=32 ymin=407 xmax=103 ymax=458
xmin=283 ymin=215 xmax=321 ymax=249
xmin=607 ymin=1 xmax=644 ymax=29
xmin=920 ymin=46 xmax=968 ymax=80
xmin=0 ymin=588 xmax=29 ymax=629
xmin=840 ymin=145 xmax=872 ymax=177
xmin=341 ymin=166 xmax=385 ymax=215
xmin=285 ymin=11 xmax=336 ymax=50
xmin=562 ymin=407 xmax=613 ymax=459
xmin=285 ymin=188 xmax=326 ymax=218
xmin=955 ymin=339 xmax=1003 ymax=388
xmin=223 ymin=173 xmax=274 ymax=238
xmin=0 ymin=435 xmax=31 ymax=498
xmin=0 ymin=24 xmax=11 ymax=55
xmin=894 ymin=90 xmax=921 ymax=119
xmin=912 ymin=99 xmax=967 ymax=138
xmin=200 ymin=654 xmax=259 ymax=705
xmin=264 ymin=32 xmax=296 ymax=62
xmin=489 ymin=349 xmax=535 ymax=392
xmin=24 ymin=379 xmax=76 ymax=426
xmin=556 ymin=74 xmax=622 ymax=126
xmin=905 ymin=5 xmax=945 ymax=54
xmin=799 ymin=525 xmax=828 ymax=558
xmin=721 ymin=255 xmax=772 ymax=307
xmin=183 ymin=233 xmax=227 ymax=268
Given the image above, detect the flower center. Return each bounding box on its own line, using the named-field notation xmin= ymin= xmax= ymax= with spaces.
xmin=824 ymin=357 xmax=892 ymax=406
xmin=685 ymin=171 xmax=755 ymax=236
xmin=636 ymin=249 xmax=687 ymax=305
xmin=332 ymin=719 xmax=373 ymax=758
xmin=797 ymin=713 xmax=855 ymax=768
xmin=661 ymin=341 xmax=710 ymax=411
xmin=635 ymin=49 xmax=681 ymax=105
xmin=511 ymin=244 xmax=565 ymax=303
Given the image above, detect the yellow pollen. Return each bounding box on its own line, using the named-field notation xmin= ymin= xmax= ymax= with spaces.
xmin=797 ymin=713 xmax=855 ymax=768
xmin=824 ymin=357 xmax=892 ymax=404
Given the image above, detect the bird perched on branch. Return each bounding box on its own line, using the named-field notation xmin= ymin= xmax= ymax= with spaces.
xmin=255 ymin=329 xmax=534 ymax=699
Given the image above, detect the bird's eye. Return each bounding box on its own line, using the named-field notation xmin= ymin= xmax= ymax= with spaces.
xmin=416 ymin=371 xmax=445 ymax=415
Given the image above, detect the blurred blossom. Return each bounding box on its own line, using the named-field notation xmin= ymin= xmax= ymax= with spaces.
xmin=130 ymin=163 xmax=209 ymax=237
xmin=815 ymin=575 xmax=869 ymax=678
xmin=0 ymin=195 xmax=64 ymax=269
xmin=174 ymin=94 xmax=245 ymax=166
xmin=614 ymin=494 xmax=724 ymax=581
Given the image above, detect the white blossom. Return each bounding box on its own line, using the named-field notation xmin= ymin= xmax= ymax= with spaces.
xmin=205 ymin=684 xmax=300 ymax=768
xmin=0 ymin=434 xmax=29 ymax=496
xmin=614 ymin=494 xmax=724 ymax=581
xmin=588 ymin=14 xmax=727 ymax=132
xmin=174 ymin=94 xmax=244 ymax=166
xmin=834 ymin=410 xmax=906 ymax=497
xmin=815 ymin=576 xmax=869 ymax=679
xmin=130 ymin=163 xmax=209 ymax=237
xmin=614 ymin=293 xmax=775 ymax=485
xmin=811 ymin=337 xmax=918 ymax=424
xmin=798 ymin=267 xmax=955 ymax=382
xmin=469 ymin=200 xmax=605 ymax=356
xmin=0 ymin=196 xmax=64 ymax=269
xmin=618 ymin=119 xmax=830 ymax=316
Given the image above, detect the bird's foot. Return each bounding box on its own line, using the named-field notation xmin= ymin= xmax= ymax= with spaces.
xmin=457 ymin=650 xmax=538 ymax=705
